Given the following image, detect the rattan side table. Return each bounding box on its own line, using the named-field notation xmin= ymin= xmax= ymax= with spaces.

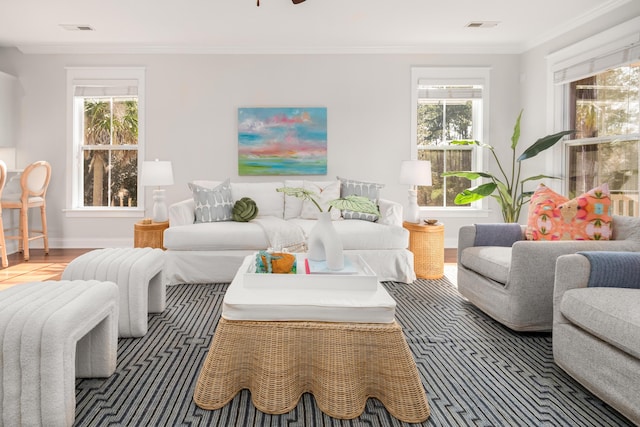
xmin=403 ymin=221 xmax=444 ymax=279
xmin=134 ymin=220 xmax=169 ymax=249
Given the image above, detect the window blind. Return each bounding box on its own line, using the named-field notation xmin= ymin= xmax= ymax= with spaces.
xmin=553 ymin=40 xmax=640 ymax=85
xmin=417 ymin=83 xmax=483 ymax=100
xmin=73 ymin=79 xmax=138 ymax=97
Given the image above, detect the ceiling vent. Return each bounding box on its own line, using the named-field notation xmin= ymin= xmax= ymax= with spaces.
xmin=465 ymin=21 xmax=500 ymax=29
xmin=60 ymin=24 xmax=95 ymax=31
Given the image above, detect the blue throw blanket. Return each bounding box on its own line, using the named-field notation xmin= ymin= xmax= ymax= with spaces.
xmin=474 ymin=224 xmax=523 ymax=247
xmin=577 ymin=251 xmax=640 ymax=289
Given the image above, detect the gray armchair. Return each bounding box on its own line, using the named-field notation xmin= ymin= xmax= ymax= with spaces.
xmin=457 ymin=215 xmax=640 ymax=332
xmin=553 ymin=252 xmax=640 ymax=425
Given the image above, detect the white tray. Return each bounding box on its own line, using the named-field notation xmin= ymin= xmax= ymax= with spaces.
xmin=243 ymin=253 xmax=378 ymax=291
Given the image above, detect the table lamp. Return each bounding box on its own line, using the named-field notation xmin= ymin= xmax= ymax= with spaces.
xmin=141 ymin=159 xmax=174 ymax=222
xmin=399 ymin=160 xmax=432 ymax=223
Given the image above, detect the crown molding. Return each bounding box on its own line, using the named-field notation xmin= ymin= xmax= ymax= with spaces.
xmin=522 ymin=0 xmax=633 ymax=51
xmin=15 ymin=43 xmax=523 ymax=55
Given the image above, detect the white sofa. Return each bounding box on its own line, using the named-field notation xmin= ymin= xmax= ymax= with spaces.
xmin=163 ymin=180 xmax=416 ymax=285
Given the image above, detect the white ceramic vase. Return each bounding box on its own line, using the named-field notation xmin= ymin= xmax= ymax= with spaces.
xmin=307 ymin=211 xmax=344 ymax=270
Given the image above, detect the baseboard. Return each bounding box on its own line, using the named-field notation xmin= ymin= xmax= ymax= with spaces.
xmin=50 ymin=237 xmax=134 ymax=248
xmin=5 ymin=237 xmax=134 ymax=254
xmin=445 ymin=237 xmax=457 ymax=248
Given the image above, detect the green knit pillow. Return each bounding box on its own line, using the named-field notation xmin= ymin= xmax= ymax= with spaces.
xmin=232 ymin=197 xmax=259 ymax=222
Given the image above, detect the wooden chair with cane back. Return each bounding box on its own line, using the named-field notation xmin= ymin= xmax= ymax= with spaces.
xmin=1 ymin=160 xmax=51 ymax=261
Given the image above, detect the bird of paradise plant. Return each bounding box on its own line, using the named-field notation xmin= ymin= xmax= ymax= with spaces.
xmin=442 ymin=110 xmax=574 ymax=222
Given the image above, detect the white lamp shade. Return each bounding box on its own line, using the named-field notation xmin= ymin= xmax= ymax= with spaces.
xmin=399 ymin=160 xmax=432 ymax=186
xmin=141 ymin=160 xmax=174 ymax=187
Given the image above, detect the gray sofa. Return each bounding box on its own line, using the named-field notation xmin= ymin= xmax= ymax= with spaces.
xmin=553 ymin=253 xmax=640 ymax=425
xmin=457 ymin=215 xmax=640 ymax=331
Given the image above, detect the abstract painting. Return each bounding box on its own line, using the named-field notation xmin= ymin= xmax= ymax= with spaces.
xmin=238 ymin=107 xmax=327 ymax=176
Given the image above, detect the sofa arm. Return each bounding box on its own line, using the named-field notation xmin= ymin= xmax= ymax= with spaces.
xmin=456 ymin=223 xmax=525 ymax=264
xmin=378 ymin=198 xmax=403 ymax=227
xmin=506 ymin=239 xmax=640 ymax=314
xmin=553 ymin=254 xmax=591 ymax=325
xmin=457 ymin=225 xmax=477 ymax=265
xmin=169 ymin=199 xmax=195 ymax=226
xmin=510 ymin=239 xmax=640 ymax=288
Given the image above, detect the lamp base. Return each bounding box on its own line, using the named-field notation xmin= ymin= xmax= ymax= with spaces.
xmin=405 ymin=189 xmax=420 ymax=223
xmin=152 ymin=189 xmax=169 ymax=223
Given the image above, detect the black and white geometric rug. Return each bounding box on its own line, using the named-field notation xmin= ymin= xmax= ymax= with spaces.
xmin=74 ymin=271 xmax=633 ymax=426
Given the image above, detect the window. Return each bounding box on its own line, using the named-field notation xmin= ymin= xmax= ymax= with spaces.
xmin=66 ymin=67 xmax=145 ymax=217
xmin=550 ymin=16 xmax=640 ymax=217
xmin=566 ymin=65 xmax=640 ymax=211
xmin=411 ymin=67 xmax=489 ymax=213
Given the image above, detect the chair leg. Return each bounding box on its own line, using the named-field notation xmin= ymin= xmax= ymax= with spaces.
xmin=21 ymin=207 xmax=29 ymax=261
xmin=0 ymin=219 xmax=7 ymax=268
xmin=41 ymin=205 xmax=49 ymax=254
xmin=16 ymin=208 xmax=23 ymax=254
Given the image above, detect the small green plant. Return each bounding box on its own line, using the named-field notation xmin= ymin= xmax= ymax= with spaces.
xmin=442 ymin=110 xmax=574 ymax=222
xmin=276 ymin=187 xmax=380 ymax=216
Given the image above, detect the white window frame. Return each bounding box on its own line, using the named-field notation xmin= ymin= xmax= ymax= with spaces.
xmin=547 ymin=16 xmax=640 ymax=195
xmin=65 ymin=67 xmax=146 ymax=218
xmin=410 ymin=66 xmax=490 ymax=217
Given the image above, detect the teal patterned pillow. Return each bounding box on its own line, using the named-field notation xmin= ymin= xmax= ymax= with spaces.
xmin=337 ymin=176 xmax=384 ymax=222
xmin=189 ymin=179 xmax=233 ymax=223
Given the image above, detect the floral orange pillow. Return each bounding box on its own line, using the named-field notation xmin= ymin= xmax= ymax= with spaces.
xmin=525 ymin=184 xmax=566 ymax=240
xmin=557 ymin=184 xmax=612 ymax=240
xmin=525 ymin=184 xmax=612 ymax=241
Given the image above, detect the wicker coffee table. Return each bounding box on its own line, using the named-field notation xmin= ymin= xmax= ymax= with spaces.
xmin=193 ymin=255 xmax=430 ymax=423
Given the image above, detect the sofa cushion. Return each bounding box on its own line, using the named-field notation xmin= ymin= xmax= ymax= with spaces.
xmin=189 ymin=179 xmax=233 ymax=223
xmin=189 ymin=180 xmax=285 ymax=219
xmin=283 ymin=180 xmax=341 ymax=220
xmin=164 ymin=221 xmax=270 ymax=251
xmin=231 ymin=182 xmax=284 ymax=218
xmin=284 ymin=179 xmax=304 ymax=219
xmin=338 ymin=177 xmax=383 ymax=222
xmin=300 ymin=180 xmax=341 ymax=220
xmin=289 ymin=218 xmax=409 ymax=250
xmin=460 ymin=246 xmax=512 ymax=285
xmin=525 ymin=184 xmax=612 ymax=241
xmin=560 ymin=287 xmax=640 ymax=359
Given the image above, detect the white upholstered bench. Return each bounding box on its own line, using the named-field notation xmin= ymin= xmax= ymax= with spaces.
xmin=62 ymin=247 xmax=166 ymax=338
xmin=0 ymin=280 xmax=119 ymax=427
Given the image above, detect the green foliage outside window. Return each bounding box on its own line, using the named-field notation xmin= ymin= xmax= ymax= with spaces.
xmin=569 ymin=65 xmax=640 ymax=202
xmin=416 ymin=101 xmax=473 ymax=207
xmin=82 ymin=98 xmax=139 ymax=207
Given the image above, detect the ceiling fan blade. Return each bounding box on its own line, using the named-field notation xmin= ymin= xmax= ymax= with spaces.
xmin=292 ymin=0 xmax=306 ymax=3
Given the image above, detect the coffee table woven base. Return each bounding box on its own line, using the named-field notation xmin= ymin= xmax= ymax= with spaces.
xmin=194 ymin=318 xmax=430 ymax=423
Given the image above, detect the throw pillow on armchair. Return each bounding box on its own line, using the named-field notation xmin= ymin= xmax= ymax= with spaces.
xmin=525 ymin=183 xmax=612 ymax=241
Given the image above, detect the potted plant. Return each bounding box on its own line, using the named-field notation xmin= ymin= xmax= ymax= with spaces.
xmin=442 ymin=110 xmax=574 ymax=222
xmin=276 ymin=187 xmax=380 ymax=270
xmin=275 ymin=187 xmax=380 ymax=216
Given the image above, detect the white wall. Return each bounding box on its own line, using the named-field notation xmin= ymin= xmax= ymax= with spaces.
xmin=0 ymin=50 xmax=526 ymax=248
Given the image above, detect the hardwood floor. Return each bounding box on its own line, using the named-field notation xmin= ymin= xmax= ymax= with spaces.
xmin=444 ymin=248 xmax=457 ymax=263
xmin=0 ymin=248 xmax=93 ymax=290
xmin=0 ymin=247 xmax=459 ymax=290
